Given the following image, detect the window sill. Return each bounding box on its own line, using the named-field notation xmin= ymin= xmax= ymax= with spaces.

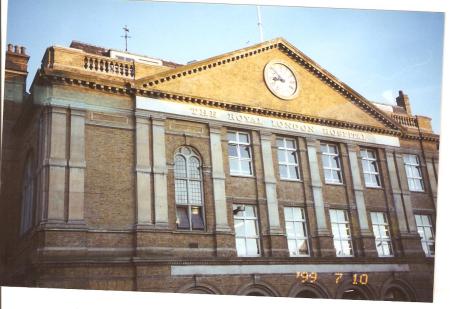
xmin=230 ymin=174 xmax=255 ymax=178
xmin=324 ymin=182 xmax=345 ymax=187
xmin=365 ymin=185 xmax=383 ymax=190
xmin=280 ymin=178 xmax=302 ymax=183
xmin=172 ymin=230 xmax=211 ymax=235
xmin=409 ymin=189 xmax=426 ymax=193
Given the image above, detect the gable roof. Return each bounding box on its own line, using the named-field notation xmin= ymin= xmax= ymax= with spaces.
xmin=135 ymin=38 xmax=406 ymax=133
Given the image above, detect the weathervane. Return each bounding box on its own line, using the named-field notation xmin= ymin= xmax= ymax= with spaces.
xmin=121 ymin=25 xmax=131 ymax=51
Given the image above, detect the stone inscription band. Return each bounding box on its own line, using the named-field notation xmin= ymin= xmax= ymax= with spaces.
xmin=136 ymin=97 xmax=400 ymax=147
xmin=171 ymin=264 xmax=410 ymax=276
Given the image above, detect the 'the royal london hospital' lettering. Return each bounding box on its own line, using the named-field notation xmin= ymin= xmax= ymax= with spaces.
xmin=135 ymin=97 xmax=399 ymax=147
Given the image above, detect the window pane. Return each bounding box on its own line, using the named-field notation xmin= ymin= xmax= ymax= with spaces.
xmin=285 ymin=222 xmax=294 ymax=236
xmin=234 ymin=219 xmax=245 ymax=236
xmin=188 ymin=157 xmax=201 ymax=179
xmin=276 ymin=138 xmax=284 ymax=148
xmin=191 ymin=207 xmax=204 ymax=230
xmin=293 ymin=222 xmax=302 ymax=237
xmin=233 ymin=205 xmax=244 ymax=217
xmin=239 ymin=133 xmax=249 ymax=143
xmin=176 ymin=206 xmax=190 ymax=229
xmin=332 ymin=170 xmax=342 ymax=183
xmin=424 ymin=227 xmax=433 ymax=240
xmin=246 ymin=239 xmax=259 ymax=255
xmin=341 ymin=241 xmax=353 ymax=256
xmin=382 ymin=243 xmax=392 ymax=256
xmin=175 ymin=179 xmax=188 ymax=204
xmin=229 ymin=158 xmax=240 ymax=173
xmin=285 ymin=139 xmax=295 ymax=149
xmin=279 ymin=165 xmax=288 ymax=178
xmin=320 ymin=144 xmax=328 ymax=153
xmin=277 ymin=149 xmax=285 ymax=162
xmin=329 ymin=210 xmax=337 ymax=222
xmin=189 ymin=180 xmax=202 ymax=205
xmin=362 ymin=160 xmax=370 ymax=172
xmin=297 ymin=239 xmax=309 ymax=255
xmin=228 ymin=132 xmax=237 ymax=142
xmin=331 ymin=223 xmax=340 ymax=237
xmin=334 ymin=240 xmax=343 ymax=255
xmin=228 ymin=144 xmax=238 ymax=157
xmin=244 ymin=206 xmax=255 ymax=217
xmin=240 ymin=146 xmax=251 ymax=158
xmin=364 ymin=174 xmax=372 ymax=185
xmin=245 ymin=220 xmax=257 ymax=237
xmin=236 ymin=238 xmax=246 ymax=256
xmin=174 ymin=156 xmax=187 ymax=178
xmin=241 ymin=160 xmax=252 ymax=175
xmin=287 ymin=151 xmax=297 ymax=164
xmin=415 ymin=215 xmax=422 ymax=226
xmin=292 ymin=207 xmax=302 ymax=219
xmin=284 ymin=207 xmax=293 ymax=221
xmin=289 ymin=165 xmax=299 ymax=179
xmin=331 ymin=156 xmax=340 ymax=168
xmin=324 ymin=169 xmax=333 ymax=182
xmin=328 ymin=145 xmax=337 ymax=154
xmin=288 ymin=240 xmax=297 ymax=256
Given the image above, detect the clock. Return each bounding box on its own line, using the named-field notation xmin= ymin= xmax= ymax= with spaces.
xmin=263 ymin=61 xmax=299 ymax=100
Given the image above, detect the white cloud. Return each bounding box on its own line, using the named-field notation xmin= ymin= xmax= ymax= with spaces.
xmin=381 ymin=89 xmax=396 ymax=104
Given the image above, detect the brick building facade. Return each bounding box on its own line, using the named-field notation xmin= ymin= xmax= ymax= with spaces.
xmin=0 ymin=38 xmax=439 ymax=301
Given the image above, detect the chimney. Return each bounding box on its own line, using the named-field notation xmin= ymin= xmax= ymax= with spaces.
xmin=396 ymin=90 xmax=412 ymax=115
xmin=6 ymin=43 xmax=30 ymax=73
xmin=5 ymin=44 xmax=30 ymax=103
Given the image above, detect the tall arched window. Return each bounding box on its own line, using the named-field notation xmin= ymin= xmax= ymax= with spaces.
xmin=20 ymin=155 xmax=34 ymax=235
xmin=174 ymin=146 xmax=205 ymax=230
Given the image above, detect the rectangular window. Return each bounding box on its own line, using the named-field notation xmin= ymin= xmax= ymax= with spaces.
xmin=284 ymin=207 xmax=309 ymax=256
xmin=370 ymin=212 xmax=393 ymax=257
xmin=330 ymin=209 xmax=353 ymax=257
xmin=277 ymin=137 xmax=300 ymax=180
xmin=403 ymin=154 xmax=424 ymax=192
xmin=228 ymin=131 xmax=253 ymax=176
xmin=321 ymin=143 xmax=343 ymax=184
xmin=233 ymin=205 xmax=260 ymax=257
xmin=361 ymin=148 xmax=381 ymax=188
xmin=415 ymin=214 xmax=435 ymax=257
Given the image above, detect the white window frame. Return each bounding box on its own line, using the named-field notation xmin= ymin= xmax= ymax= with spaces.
xmin=360 ymin=148 xmax=381 ymax=188
xmin=370 ymin=212 xmax=394 ymax=257
xmin=233 ymin=205 xmax=261 ymax=257
xmin=284 ymin=207 xmax=310 ymax=256
xmin=415 ymin=214 xmax=435 ymax=257
xmin=321 ymin=143 xmax=343 ymax=184
xmin=330 ymin=209 xmax=353 ymax=257
xmin=277 ymin=137 xmax=300 ymax=180
xmin=174 ymin=147 xmax=205 ymax=231
xmin=403 ymin=154 xmax=424 ymax=192
xmin=228 ymin=131 xmax=253 ymax=176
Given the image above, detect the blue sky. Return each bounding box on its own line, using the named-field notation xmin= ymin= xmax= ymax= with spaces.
xmin=6 ymin=0 xmax=444 ymax=132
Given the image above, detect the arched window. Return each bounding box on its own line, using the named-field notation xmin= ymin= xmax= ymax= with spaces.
xmin=174 ymin=146 xmax=205 ymax=230
xmin=20 ymin=155 xmax=34 ymax=235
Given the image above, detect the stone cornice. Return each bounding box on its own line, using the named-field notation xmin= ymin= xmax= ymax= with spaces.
xmin=34 ymin=57 xmax=439 ymax=144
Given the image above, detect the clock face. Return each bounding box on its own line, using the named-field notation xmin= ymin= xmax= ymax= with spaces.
xmin=264 ymin=61 xmax=299 ymax=100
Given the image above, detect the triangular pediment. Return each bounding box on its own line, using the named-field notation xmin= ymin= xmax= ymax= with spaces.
xmin=135 ymin=38 xmax=401 ymax=132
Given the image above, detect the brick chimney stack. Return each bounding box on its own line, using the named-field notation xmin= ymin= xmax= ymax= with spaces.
xmin=396 ymin=90 xmax=412 ymax=115
xmin=5 ymin=43 xmax=30 ymax=103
